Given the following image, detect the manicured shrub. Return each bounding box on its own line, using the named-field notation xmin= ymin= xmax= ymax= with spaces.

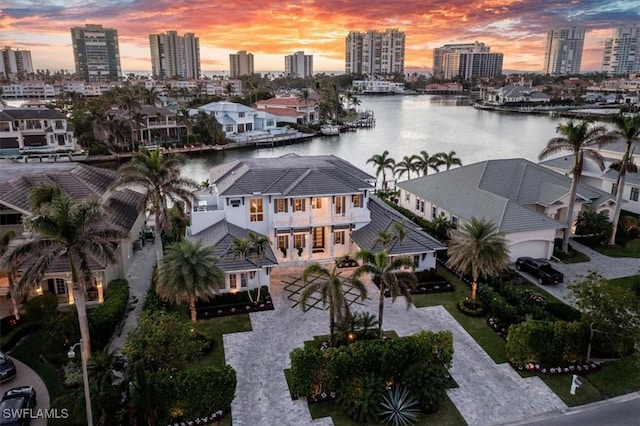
xmin=545 ymin=302 xmax=582 ymax=322
xmin=25 ymin=293 xmax=58 ymax=324
xmin=456 ymin=298 xmax=486 ymax=317
xmin=88 ymin=279 xmax=129 ymax=349
xmin=0 ymin=320 xmax=39 ymax=351
xmin=505 ymin=320 xmax=588 ymax=367
xmin=340 ymin=373 xmax=385 ymax=423
xmin=289 ymin=347 xmax=323 ymax=398
xmin=152 ymin=364 xmax=237 ymax=424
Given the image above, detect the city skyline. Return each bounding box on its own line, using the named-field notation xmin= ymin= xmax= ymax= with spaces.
xmin=1 ymin=0 xmax=639 ymax=74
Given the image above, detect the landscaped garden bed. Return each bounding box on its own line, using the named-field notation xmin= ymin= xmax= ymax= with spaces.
xmin=196 ymin=286 xmax=273 ymax=319
xmin=374 ymin=268 xmax=454 ymax=296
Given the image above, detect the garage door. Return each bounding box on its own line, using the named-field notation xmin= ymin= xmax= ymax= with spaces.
xmin=508 ymin=240 xmax=551 ymax=262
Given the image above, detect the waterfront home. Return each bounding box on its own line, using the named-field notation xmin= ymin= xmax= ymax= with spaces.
xmin=0 ymin=163 xmax=146 ymax=310
xmin=0 ymin=107 xmax=78 ymax=156
xmin=254 ymin=96 xmax=318 ymax=124
xmin=187 ymin=154 xmax=444 ymax=292
xmin=111 ymin=105 xmax=186 ymax=146
xmin=191 ymin=101 xmax=258 ymax=135
xmin=352 ymin=80 xmax=405 ymax=95
xmin=396 ymin=158 xmax=617 ymax=261
xmin=540 ymin=140 xmax=640 ymax=215
xmin=481 ymin=84 xmax=551 ymax=105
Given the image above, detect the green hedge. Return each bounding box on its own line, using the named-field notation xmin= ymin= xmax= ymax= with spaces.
xmin=152 ymin=364 xmax=236 ymax=424
xmin=505 ymin=320 xmax=588 ymax=367
xmin=88 ymin=279 xmax=129 ymax=349
xmin=25 ymin=293 xmax=59 ymax=324
xmin=289 ymin=330 xmax=453 ymax=401
xmin=0 ymin=321 xmax=39 ymax=351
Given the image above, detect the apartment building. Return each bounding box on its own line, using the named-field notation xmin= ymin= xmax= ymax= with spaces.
xmin=149 ymin=31 xmax=201 ymax=80
xmin=543 ymin=26 xmax=585 ymax=76
xmin=0 ymin=47 xmax=34 ymax=79
xmin=70 ymin=24 xmax=122 ymax=82
xmin=433 ymin=42 xmax=503 ymax=80
xmin=346 ymin=29 xmax=405 ymax=76
xmin=229 ymin=51 xmax=254 ymax=78
xmin=602 ymin=25 xmax=640 ymax=76
xmin=284 ymin=51 xmax=313 ymax=78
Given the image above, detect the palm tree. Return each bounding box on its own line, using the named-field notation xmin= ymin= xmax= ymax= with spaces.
xmin=367 ymin=150 xmax=396 ymax=190
xmin=352 ymin=250 xmax=416 ymax=338
xmin=446 ymin=217 xmax=509 ymax=301
xmin=297 ymin=89 xmax=312 ymax=124
xmin=416 ymin=150 xmax=443 ymax=176
xmin=113 ymin=148 xmax=198 ymax=263
xmin=300 ymin=262 xmax=367 ymax=344
xmin=394 ymin=155 xmax=420 ymax=181
xmin=0 ymin=188 xmax=124 ymax=359
xmin=248 ymin=232 xmax=270 ymax=302
xmin=0 ymin=230 xmax=20 ymax=320
xmin=605 ymin=114 xmax=640 ymax=245
xmin=538 ymin=120 xmax=616 ymax=253
xmin=88 ymin=349 xmax=123 ymax=425
xmin=436 ymin=150 xmax=463 ymax=170
xmin=156 ymin=240 xmax=225 ymax=323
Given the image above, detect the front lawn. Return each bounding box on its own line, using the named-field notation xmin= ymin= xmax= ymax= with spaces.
xmin=577 ymin=237 xmax=640 ymax=258
xmin=607 ymin=274 xmax=640 ymax=292
xmin=195 ymin=313 xmax=252 ymax=366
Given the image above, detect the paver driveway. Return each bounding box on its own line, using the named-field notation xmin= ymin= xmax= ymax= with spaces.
xmin=225 ymin=266 xmax=566 ymax=426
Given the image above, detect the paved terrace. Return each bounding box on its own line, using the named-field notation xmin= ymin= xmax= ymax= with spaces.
xmin=225 ymin=266 xmax=566 ymax=426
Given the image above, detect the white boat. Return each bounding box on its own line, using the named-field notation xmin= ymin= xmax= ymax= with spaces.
xmin=320 ymin=125 xmax=340 ymax=135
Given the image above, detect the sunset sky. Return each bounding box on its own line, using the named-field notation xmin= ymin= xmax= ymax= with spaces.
xmin=1 ymin=0 xmax=639 ymax=74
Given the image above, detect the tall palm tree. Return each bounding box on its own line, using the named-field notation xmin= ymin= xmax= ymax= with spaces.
xmin=367 ymin=150 xmax=396 ymax=190
xmin=416 ymin=150 xmax=443 ymax=176
xmin=605 ymin=114 xmax=640 ymax=245
xmin=0 ymin=230 xmax=20 ymax=320
xmin=352 ymin=250 xmax=416 ymax=338
xmin=300 ymin=262 xmax=367 ymax=344
xmin=538 ymin=120 xmax=616 ymax=253
xmin=248 ymin=232 xmax=270 ymax=302
xmin=437 ymin=150 xmax=463 ymax=170
xmin=0 ymin=189 xmax=124 ymax=359
xmin=297 ymin=89 xmax=312 ymax=124
xmin=394 ymin=155 xmax=420 ymax=181
xmin=156 ymin=240 xmax=225 ymax=323
xmin=446 ymin=217 xmax=509 ymax=301
xmin=113 ymin=149 xmax=198 ymax=263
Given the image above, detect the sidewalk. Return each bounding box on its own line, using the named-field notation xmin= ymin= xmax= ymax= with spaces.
xmin=520 ymin=239 xmax=640 ymax=304
xmin=108 ymin=243 xmax=156 ymax=352
xmin=225 ymin=267 xmax=565 ymax=426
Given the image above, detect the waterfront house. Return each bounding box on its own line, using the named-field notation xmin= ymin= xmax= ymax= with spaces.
xmin=187 ymin=154 xmax=445 ymax=292
xmin=540 ymin=140 xmax=640 ymax=215
xmin=396 ymin=158 xmax=616 ymax=261
xmin=352 ymin=80 xmax=405 ymax=95
xmin=0 ymin=163 xmax=146 ymax=310
xmin=191 ymin=101 xmax=257 ymax=135
xmin=111 ymin=105 xmax=186 ymax=147
xmin=254 ymin=96 xmax=318 ymax=124
xmin=0 ymin=107 xmax=78 ymax=157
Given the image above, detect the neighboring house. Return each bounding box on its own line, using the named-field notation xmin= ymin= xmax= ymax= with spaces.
xmin=192 ymin=101 xmax=256 ymax=135
xmin=254 ymin=97 xmax=318 ymax=124
xmin=112 ymin=105 xmax=186 ymax=146
xmin=352 ymin=80 xmax=405 ymax=95
xmin=0 ymin=163 xmax=146 ymax=308
xmin=0 ymin=107 xmax=78 ymax=156
xmin=396 ymin=158 xmax=617 ymax=261
xmin=187 ymin=154 xmax=444 ymax=293
xmin=482 ymin=84 xmax=551 ymax=105
xmin=540 ymin=139 xmax=640 ymax=215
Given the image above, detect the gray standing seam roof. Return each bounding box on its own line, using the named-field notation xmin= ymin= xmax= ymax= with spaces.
xmin=350 ymin=197 xmax=446 ymax=255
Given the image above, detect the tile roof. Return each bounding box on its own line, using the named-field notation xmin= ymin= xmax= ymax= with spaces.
xmin=105 ymin=189 xmax=146 ymax=232
xmin=350 ymin=197 xmax=446 ymax=255
xmin=209 ymin=154 xmax=375 ymax=197
xmin=396 ymin=158 xmax=611 ymax=233
xmin=188 ymin=220 xmax=278 ymax=273
xmin=0 ymin=107 xmax=67 ymax=120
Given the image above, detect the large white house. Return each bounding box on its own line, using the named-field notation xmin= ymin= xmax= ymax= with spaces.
xmin=540 ymin=139 xmax=640 ymax=215
xmin=188 ymin=154 xmax=445 ymax=292
xmin=396 ymin=158 xmax=617 ymax=261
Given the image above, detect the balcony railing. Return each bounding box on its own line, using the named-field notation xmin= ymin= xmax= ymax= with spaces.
xmin=272 ymin=209 xmax=370 ymax=228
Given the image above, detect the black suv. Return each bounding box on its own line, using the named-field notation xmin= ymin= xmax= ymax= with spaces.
xmin=515 ymin=257 xmax=564 ymax=285
xmin=0 ymin=386 xmax=37 ymax=426
xmin=0 ymin=352 xmax=16 ymax=384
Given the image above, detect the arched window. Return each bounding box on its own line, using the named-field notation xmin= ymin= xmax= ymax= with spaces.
xmin=45 ymin=277 xmax=67 ymax=295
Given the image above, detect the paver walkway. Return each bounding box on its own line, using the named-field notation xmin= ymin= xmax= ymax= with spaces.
xmin=225 ymin=266 xmax=566 ymax=426
xmin=109 ymin=243 xmax=156 ymax=352
xmin=519 ymin=239 xmax=640 ymax=304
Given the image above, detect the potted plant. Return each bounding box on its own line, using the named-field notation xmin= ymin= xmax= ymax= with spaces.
xmin=296 ymin=245 xmax=303 ymax=257
xmin=280 ymin=247 xmax=287 ymax=257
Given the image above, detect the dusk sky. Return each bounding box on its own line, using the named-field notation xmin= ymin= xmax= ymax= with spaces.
xmin=1 ymin=0 xmax=639 ymax=74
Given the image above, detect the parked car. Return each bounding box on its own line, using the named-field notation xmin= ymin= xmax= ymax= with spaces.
xmin=0 ymin=352 xmax=16 ymax=383
xmin=515 ymin=257 xmax=564 ymax=285
xmin=0 ymin=386 xmax=37 ymax=426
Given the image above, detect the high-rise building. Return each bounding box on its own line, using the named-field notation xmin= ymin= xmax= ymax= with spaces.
xmin=149 ymin=31 xmax=201 ymax=80
xmin=345 ymin=29 xmax=405 ymax=75
xmin=433 ymin=42 xmax=502 ymax=80
xmin=543 ymin=26 xmax=585 ymax=76
xmin=70 ymin=24 xmax=122 ymax=82
xmin=0 ymin=47 xmax=34 ymax=78
xmin=284 ymin=51 xmax=313 ymax=78
xmin=229 ymin=51 xmax=254 ymax=77
xmin=602 ymin=25 xmax=640 ymax=76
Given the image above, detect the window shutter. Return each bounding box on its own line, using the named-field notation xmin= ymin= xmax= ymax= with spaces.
xmin=301 ymin=199 xmax=306 ymax=211
xmin=274 ymin=200 xmax=278 ymax=213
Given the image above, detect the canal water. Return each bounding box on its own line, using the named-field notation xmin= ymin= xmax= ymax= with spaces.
xmin=179 ymin=95 xmax=565 ymax=182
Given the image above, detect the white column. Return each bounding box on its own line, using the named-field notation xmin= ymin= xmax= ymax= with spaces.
xmin=67 ymin=279 xmax=75 ymax=304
